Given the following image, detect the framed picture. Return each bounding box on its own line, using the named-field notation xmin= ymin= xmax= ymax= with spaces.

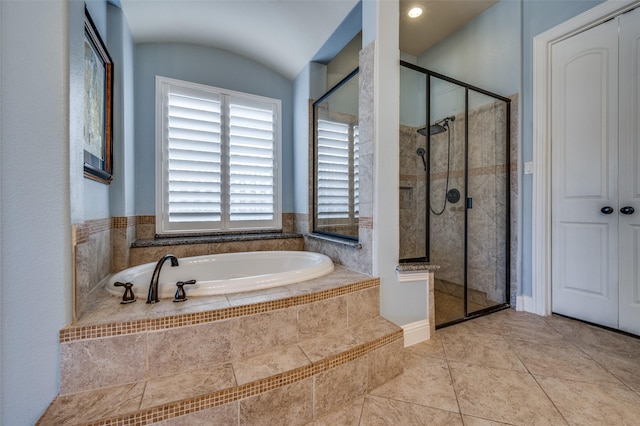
xmin=83 ymin=7 xmax=113 ymax=184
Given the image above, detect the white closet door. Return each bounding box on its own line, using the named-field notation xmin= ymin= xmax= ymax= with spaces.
xmin=551 ymin=18 xmax=619 ymax=327
xmin=618 ymin=7 xmax=640 ymax=336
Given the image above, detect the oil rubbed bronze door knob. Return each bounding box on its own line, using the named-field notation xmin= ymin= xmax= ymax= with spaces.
xmin=620 ymin=206 xmax=635 ymax=215
xmin=600 ymin=206 xmax=614 ymax=214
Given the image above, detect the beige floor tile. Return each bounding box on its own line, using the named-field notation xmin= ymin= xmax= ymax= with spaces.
xmin=370 ymin=355 xmax=459 ymax=413
xmin=404 ymin=333 xmax=446 ymax=360
xmin=141 ymin=363 xmax=237 ymax=409
xmin=507 ymin=338 xmax=621 ymax=386
xmin=360 ymin=395 xmax=463 ymax=426
xmin=536 ymin=375 xmax=640 ymax=425
xmin=462 ymin=415 xmax=514 ymax=425
xmin=441 ymin=332 xmax=527 ymax=372
xmin=233 ymin=345 xmax=311 ymax=385
xmin=38 ymin=382 xmax=146 ymax=425
xmin=581 ymin=345 xmax=640 ymax=394
xmin=449 ymin=361 xmax=566 ymax=425
xmin=298 ymin=329 xmax=363 ymax=363
xmin=484 ymin=317 xmax=566 ymax=347
xmin=546 ymin=315 xmax=640 ymax=357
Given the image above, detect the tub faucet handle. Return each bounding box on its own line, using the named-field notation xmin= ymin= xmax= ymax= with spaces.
xmin=114 ymin=282 xmax=136 ymax=304
xmin=173 ymin=280 xmax=196 ymax=302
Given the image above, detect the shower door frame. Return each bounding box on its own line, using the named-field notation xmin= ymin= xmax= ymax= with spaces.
xmin=400 ymin=61 xmax=512 ymax=327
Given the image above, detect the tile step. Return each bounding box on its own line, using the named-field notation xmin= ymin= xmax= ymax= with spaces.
xmin=38 ymin=316 xmax=404 ymax=425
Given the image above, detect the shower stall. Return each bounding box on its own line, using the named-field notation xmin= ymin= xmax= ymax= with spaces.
xmin=399 ymin=61 xmax=510 ymax=327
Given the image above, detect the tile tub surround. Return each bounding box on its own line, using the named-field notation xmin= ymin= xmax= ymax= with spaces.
xmin=74 ymin=214 xmax=300 ymax=322
xmin=42 ymin=268 xmax=404 ymax=425
xmin=129 ymin=232 xmax=304 ymax=267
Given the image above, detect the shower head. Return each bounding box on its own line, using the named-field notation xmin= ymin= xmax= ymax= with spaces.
xmin=416 ymin=116 xmax=455 ymax=137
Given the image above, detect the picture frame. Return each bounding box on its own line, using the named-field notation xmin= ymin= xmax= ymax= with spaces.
xmin=83 ymin=7 xmax=113 ymax=184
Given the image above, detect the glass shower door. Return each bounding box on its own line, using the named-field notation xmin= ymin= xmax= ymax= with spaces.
xmin=466 ymin=90 xmax=510 ymax=315
xmin=428 ymin=76 xmax=467 ymax=326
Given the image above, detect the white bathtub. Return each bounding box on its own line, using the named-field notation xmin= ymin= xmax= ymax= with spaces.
xmin=105 ymin=251 xmax=334 ymax=299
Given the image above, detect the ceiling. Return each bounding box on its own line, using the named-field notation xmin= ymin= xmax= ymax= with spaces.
xmin=120 ymin=0 xmax=498 ymax=80
xmin=400 ymin=0 xmax=499 ymax=57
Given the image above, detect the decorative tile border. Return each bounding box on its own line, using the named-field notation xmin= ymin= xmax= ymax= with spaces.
xmin=75 ymin=218 xmax=112 ymax=245
xmin=112 ymin=216 xmax=136 ymax=229
xmin=137 ymin=215 xmax=156 ymax=225
xmin=82 ymin=329 xmax=402 ymax=426
xmin=60 ymin=278 xmax=380 ymax=343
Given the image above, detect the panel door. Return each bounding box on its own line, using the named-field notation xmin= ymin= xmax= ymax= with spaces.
xmin=551 ymin=18 xmax=619 ymax=327
xmin=618 ymin=7 xmax=640 ymax=335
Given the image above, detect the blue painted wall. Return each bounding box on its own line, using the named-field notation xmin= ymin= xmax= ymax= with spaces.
xmin=134 ymin=43 xmax=294 ymax=215
xmin=519 ymin=0 xmax=604 ymax=297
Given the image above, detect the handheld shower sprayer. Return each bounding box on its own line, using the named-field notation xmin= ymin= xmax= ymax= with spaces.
xmin=416 ymin=147 xmax=427 ymax=171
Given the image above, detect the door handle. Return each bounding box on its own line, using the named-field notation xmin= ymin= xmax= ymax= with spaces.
xmin=601 ymin=206 xmax=614 ymax=215
xmin=620 ymin=206 xmax=635 ymax=215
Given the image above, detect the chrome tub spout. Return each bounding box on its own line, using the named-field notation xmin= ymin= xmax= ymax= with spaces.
xmin=146 ymin=254 xmax=179 ymax=304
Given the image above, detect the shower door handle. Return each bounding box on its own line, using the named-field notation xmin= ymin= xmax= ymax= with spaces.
xmin=600 ymin=206 xmax=614 ymax=215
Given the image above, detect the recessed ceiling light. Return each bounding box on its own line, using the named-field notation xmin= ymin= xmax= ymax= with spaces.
xmin=408 ymin=7 xmax=423 ymax=18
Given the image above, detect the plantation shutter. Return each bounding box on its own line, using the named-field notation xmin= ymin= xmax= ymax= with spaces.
xmin=228 ymin=97 xmax=276 ymax=223
xmin=157 ymin=77 xmax=281 ymax=234
xmin=353 ymin=125 xmax=359 ymax=219
xmin=165 ymin=86 xmax=222 ymax=226
xmin=317 ymin=119 xmax=350 ymax=220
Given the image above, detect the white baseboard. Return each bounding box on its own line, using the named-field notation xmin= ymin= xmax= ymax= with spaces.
xmin=516 ymin=295 xmax=534 ymax=313
xmin=402 ymin=319 xmax=430 ymax=347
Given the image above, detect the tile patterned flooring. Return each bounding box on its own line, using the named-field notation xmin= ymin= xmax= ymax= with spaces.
xmin=308 ymin=309 xmax=640 ymax=425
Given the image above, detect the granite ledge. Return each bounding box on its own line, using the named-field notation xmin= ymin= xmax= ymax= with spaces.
xmin=132 ymin=232 xmax=303 ymax=248
xmin=395 ymin=262 xmax=440 ymax=272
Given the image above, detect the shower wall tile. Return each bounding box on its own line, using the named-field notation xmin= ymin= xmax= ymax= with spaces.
xmin=74 ymin=219 xmax=113 ymax=321
xmin=304 ymin=41 xmax=375 ymax=276
xmin=400 ymin=94 xmax=519 ymax=301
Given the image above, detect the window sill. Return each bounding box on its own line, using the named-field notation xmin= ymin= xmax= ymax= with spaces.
xmin=305 ymin=233 xmax=362 ymax=249
xmin=132 ymin=232 xmax=303 ymax=248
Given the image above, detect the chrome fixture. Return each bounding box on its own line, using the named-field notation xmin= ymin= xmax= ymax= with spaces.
xmin=173 ymin=280 xmax=196 ymax=303
xmin=417 ymin=116 xmax=455 ymax=137
xmin=146 ymin=254 xmax=179 ymax=304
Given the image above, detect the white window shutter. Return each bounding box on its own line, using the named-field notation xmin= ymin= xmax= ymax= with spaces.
xmin=156 ymin=77 xmax=281 ymax=234
xmin=166 ymin=88 xmax=222 ymax=224
xmin=317 ymin=119 xmax=350 ymax=219
xmin=228 ymin=97 xmax=276 ymax=222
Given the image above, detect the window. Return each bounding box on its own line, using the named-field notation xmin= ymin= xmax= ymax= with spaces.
xmin=156 ymin=77 xmax=281 ymax=235
xmin=312 ymin=68 xmax=359 ymax=240
xmin=316 ymin=119 xmax=359 ymax=221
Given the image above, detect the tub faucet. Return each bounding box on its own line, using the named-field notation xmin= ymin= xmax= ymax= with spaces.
xmin=146 ymin=254 xmax=179 ymax=304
